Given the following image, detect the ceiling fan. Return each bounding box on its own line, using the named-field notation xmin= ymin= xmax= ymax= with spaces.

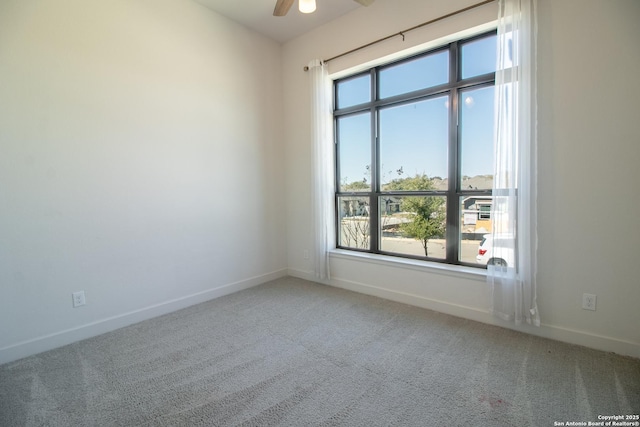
xmin=273 ymin=0 xmax=375 ymax=16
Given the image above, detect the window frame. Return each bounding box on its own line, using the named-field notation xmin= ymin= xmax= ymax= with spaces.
xmin=333 ymin=30 xmax=497 ymax=268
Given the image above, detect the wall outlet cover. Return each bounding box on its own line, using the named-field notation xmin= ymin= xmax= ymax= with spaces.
xmin=582 ymin=293 xmax=596 ymax=311
xmin=72 ymin=291 xmax=86 ymax=308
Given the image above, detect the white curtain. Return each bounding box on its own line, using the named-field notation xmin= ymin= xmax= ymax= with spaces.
xmin=489 ymin=0 xmax=539 ymax=326
xmin=308 ymin=59 xmax=333 ymax=280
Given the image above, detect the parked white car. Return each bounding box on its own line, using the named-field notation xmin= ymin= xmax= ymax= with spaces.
xmin=476 ymin=234 xmax=515 ymax=267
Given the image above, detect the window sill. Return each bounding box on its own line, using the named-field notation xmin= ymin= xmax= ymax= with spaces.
xmin=329 ymin=249 xmax=487 ymax=282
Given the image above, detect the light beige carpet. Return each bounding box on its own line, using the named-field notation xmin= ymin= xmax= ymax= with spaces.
xmin=1 ymin=276 xmax=638 ymax=426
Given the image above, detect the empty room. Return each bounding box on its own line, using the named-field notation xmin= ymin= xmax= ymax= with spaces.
xmin=1 ymin=0 xmax=638 ymax=425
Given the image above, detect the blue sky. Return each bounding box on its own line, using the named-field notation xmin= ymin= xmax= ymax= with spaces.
xmin=337 ymin=34 xmax=496 ymax=189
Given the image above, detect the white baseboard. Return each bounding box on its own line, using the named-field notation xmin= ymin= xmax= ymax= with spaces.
xmin=288 ymin=268 xmax=639 ymax=359
xmin=0 ymin=269 xmax=288 ymax=365
xmin=287 ymin=267 xmax=318 ymax=282
xmin=5 ymin=268 xmax=636 ymax=365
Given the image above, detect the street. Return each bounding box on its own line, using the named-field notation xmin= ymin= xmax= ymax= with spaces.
xmin=380 ymin=237 xmax=481 ymax=263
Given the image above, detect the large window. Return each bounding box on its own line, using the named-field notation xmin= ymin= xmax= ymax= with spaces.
xmin=334 ymin=31 xmax=497 ymax=267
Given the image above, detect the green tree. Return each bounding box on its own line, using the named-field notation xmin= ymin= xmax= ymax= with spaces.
xmin=341 ymin=179 xmax=369 ymax=192
xmin=385 ymin=174 xmax=446 ymax=256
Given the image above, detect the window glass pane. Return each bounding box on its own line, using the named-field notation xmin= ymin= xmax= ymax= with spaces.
xmin=460 ymin=85 xmax=494 ymax=190
xmin=336 ymin=74 xmax=371 ymax=109
xmin=380 ymin=196 xmax=446 ymax=259
xmin=379 ymin=51 xmax=448 ymax=99
xmin=461 ymin=34 xmax=497 ymax=79
xmin=379 ymin=96 xmax=448 ymax=190
xmin=460 ymin=195 xmax=493 ymax=264
xmin=338 ymin=196 xmax=370 ymax=249
xmin=337 ymin=112 xmax=371 ymax=192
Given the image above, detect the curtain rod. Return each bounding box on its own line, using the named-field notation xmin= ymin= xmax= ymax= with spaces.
xmin=304 ymin=0 xmax=496 ymax=71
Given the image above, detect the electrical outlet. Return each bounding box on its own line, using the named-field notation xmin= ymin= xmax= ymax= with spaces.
xmin=72 ymin=291 xmax=86 ymax=308
xmin=582 ymin=293 xmax=596 ymax=311
xmin=303 ymin=249 xmax=309 ymax=259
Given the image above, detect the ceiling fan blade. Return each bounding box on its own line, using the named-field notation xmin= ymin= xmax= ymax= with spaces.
xmin=353 ymin=0 xmax=375 ymax=6
xmin=274 ymin=0 xmax=295 ymax=16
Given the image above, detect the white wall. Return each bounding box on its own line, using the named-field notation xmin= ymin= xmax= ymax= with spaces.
xmin=535 ymin=0 xmax=640 ymax=354
xmin=283 ymin=0 xmax=640 ymax=358
xmin=0 ymin=0 xmax=286 ymax=363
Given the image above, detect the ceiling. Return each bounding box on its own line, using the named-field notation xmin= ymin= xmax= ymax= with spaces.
xmin=193 ymin=0 xmax=362 ymax=43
